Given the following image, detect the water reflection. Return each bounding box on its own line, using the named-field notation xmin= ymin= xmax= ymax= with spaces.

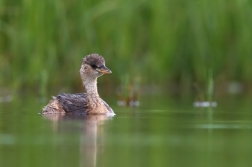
xmin=42 ymin=114 xmax=113 ymax=167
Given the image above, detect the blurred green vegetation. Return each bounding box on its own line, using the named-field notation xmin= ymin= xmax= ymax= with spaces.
xmin=0 ymin=0 xmax=252 ymax=96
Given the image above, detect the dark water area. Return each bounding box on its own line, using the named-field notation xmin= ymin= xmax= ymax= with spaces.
xmin=0 ymin=95 xmax=252 ymax=167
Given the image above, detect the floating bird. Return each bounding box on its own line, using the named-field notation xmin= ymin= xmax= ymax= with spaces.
xmin=41 ymin=53 xmax=114 ymax=116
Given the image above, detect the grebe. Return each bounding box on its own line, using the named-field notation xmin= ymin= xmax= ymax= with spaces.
xmin=41 ymin=53 xmax=115 ymax=116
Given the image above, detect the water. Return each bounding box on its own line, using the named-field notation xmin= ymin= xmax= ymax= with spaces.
xmin=0 ymin=95 xmax=252 ymax=167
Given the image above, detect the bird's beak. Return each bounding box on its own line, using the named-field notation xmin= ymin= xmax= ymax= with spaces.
xmin=96 ymin=65 xmax=112 ymax=74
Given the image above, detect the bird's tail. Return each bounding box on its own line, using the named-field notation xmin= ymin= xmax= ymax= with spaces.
xmin=41 ymin=97 xmax=65 ymax=114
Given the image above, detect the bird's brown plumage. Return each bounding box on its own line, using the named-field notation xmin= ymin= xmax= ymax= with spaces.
xmin=41 ymin=53 xmax=114 ymax=116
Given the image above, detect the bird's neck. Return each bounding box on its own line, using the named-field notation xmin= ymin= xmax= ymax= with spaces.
xmin=83 ymin=78 xmax=100 ymax=105
xmin=83 ymin=77 xmax=100 ymax=98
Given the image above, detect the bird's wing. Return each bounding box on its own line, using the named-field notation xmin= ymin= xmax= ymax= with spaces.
xmin=57 ymin=93 xmax=88 ymax=113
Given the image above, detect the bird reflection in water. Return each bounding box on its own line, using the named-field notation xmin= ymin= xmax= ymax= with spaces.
xmin=42 ymin=114 xmax=113 ymax=167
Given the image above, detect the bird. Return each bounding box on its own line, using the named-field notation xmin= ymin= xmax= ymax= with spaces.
xmin=41 ymin=53 xmax=115 ymax=116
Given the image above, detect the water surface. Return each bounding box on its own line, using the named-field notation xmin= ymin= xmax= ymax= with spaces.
xmin=0 ymin=96 xmax=251 ymax=167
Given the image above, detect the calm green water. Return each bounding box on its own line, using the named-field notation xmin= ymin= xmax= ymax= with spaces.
xmin=0 ymin=96 xmax=252 ymax=167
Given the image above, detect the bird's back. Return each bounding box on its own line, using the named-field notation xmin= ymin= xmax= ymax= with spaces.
xmin=41 ymin=93 xmax=88 ymax=114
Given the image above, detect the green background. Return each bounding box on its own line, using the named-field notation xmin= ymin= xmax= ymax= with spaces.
xmin=1 ymin=0 xmax=252 ymax=97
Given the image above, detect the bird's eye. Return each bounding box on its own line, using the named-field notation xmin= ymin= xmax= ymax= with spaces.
xmin=91 ymin=64 xmax=97 ymax=69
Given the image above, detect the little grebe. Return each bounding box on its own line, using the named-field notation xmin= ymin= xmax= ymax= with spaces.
xmin=41 ymin=53 xmax=115 ymax=116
